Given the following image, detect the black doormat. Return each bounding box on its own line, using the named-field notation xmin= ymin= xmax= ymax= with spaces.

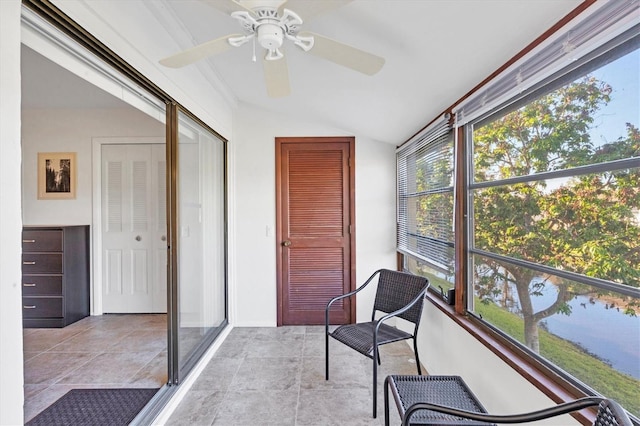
xmin=27 ymin=388 xmax=158 ymax=426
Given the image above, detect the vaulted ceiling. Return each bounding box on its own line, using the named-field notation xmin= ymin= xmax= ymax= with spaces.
xmin=23 ymin=0 xmax=584 ymax=144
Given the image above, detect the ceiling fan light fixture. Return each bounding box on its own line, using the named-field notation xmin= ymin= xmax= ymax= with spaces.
xmin=257 ymin=23 xmax=284 ymax=50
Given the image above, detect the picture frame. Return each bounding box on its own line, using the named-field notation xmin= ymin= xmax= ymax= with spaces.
xmin=37 ymin=152 xmax=77 ymax=200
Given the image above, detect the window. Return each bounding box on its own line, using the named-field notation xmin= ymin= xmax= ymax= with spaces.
xmin=397 ymin=2 xmax=639 ymax=420
xmin=397 ymin=117 xmax=455 ymax=292
xmin=468 ymin=38 xmax=639 ymax=417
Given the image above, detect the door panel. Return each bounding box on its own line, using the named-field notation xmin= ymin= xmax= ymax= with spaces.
xmin=277 ymin=137 xmax=355 ymax=325
xmin=101 ymin=144 xmax=166 ymax=313
xmin=172 ymin=110 xmax=228 ymax=381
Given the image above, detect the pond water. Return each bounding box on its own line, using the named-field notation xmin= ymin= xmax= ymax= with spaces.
xmin=530 ymin=285 xmax=640 ymax=379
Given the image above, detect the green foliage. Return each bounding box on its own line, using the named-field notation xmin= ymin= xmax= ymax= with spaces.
xmin=470 ymin=74 xmax=639 ymax=354
xmin=414 ymin=140 xmax=455 ymax=245
xmin=474 ymin=77 xmax=612 ymax=180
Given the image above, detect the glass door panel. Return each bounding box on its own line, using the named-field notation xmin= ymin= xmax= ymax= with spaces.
xmin=174 ymin=109 xmax=227 ymax=378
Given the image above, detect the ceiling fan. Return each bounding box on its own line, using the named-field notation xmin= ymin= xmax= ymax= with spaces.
xmin=159 ymin=0 xmax=385 ymax=98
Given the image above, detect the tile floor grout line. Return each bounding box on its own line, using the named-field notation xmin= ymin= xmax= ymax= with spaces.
xmin=209 ymin=344 xmax=246 ymax=425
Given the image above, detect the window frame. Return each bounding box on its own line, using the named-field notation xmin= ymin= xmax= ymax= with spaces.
xmin=462 ymin=24 xmax=639 ymax=420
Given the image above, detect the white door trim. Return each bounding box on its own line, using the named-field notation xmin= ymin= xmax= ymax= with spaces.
xmin=91 ymin=136 xmax=164 ymax=315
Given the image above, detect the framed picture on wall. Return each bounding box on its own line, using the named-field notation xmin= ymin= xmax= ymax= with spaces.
xmin=37 ymin=152 xmax=77 ymax=200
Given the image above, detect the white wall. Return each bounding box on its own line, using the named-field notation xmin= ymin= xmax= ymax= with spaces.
xmin=0 ymin=2 xmax=24 ymax=424
xmin=21 ymin=108 xmax=163 ymax=225
xmin=51 ymin=0 xmax=235 ymax=140
xmin=231 ymin=103 xmax=398 ymax=326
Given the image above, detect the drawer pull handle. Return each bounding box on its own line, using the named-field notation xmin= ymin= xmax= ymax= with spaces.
xmin=23 ymin=305 xmax=37 ymax=309
xmin=23 ymin=283 xmax=36 ymax=287
xmin=23 ymin=261 xmax=36 ymax=265
xmin=23 ymin=239 xmax=36 ymax=243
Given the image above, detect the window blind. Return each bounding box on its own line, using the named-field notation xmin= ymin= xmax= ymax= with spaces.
xmin=397 ymin=116 xmax=454 ymax=273
xmin=454 ymin=0 xmax=639 ymax=126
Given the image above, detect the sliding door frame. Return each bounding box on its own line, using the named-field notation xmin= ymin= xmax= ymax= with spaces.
xmin=21 ymin=0 xmax=229 ymax=421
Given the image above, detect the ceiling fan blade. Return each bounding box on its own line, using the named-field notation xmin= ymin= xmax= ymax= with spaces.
xmin=159 ymin=34 xmax=241 ymax=68
xmin=263 ymin=54 xmax=291 ymax=98
xmin=202 ymin=0 xmax=254 ymax=15
xmin=279 ymin=0 xmax=352 ymax=21
xmin=299 ymin=31 xmax=385 ymax=75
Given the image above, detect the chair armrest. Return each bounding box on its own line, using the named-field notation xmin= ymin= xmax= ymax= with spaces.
xmin=402 ymin=396 xmax=605 ymax=426
xmin=325 ymin=269 xmax=384 ymax=321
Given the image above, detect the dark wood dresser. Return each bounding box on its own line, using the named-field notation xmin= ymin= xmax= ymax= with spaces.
xmin=22 ymin=225 xmax=90 ymax=328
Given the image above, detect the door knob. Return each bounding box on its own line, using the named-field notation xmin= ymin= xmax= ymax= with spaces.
xmin=282 ymin=240 xmax=292 ymax=247
xmin=135 ymin=235 xmax=142 ymax=241
xmin=161 ymin=235 xmax=167 ymax=241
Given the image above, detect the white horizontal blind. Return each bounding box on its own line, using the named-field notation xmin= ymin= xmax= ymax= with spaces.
xmin=455 ymin=0 xmax=639 ymax=126
xmin=397 ymin=116 xmax=454 ymax=272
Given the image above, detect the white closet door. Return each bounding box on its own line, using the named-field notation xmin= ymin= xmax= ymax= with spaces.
xmin=102 ymin=144 xmax=166 ymax=313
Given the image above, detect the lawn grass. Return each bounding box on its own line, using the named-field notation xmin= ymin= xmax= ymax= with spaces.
xmin=475 ymin=300 xmax=640 ymax=417
xmin=419 ymin=272 xmax=638 ymax=416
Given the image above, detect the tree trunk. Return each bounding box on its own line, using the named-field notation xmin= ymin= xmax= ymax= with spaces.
xmin=512 ymin=269 xmax=540 ymax=352
xmin=523 ymin=314 xmax=540 ymax=352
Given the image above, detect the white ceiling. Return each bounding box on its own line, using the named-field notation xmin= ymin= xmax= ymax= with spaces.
xmin=21 ymin=45 xmax=128 ymax=110
xmin=22 ymin=0 xmax=584 ymax=144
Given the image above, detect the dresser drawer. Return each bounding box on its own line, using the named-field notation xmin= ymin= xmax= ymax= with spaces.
xmin=22 ymin=276 xmax=63 ymax=296
xmin=22 ymin=230 xmax=63 ymax=252
xmin=22 ymin=297 xmax=63 ymax=318
xmin=22 ymin=253 xmax=63 ymax=274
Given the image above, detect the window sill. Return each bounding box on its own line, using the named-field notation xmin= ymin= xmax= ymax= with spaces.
xmin=425 ymin=290 xmax=596 ymax=425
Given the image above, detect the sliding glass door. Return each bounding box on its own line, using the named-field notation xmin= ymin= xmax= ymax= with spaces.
xmin=168 ymin=106 xmax=227 ymax=382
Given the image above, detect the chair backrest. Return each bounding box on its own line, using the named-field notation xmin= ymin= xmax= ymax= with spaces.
xmin=594 ymin=399 xmax=633 ymax=426
xmin=373 ymin=269 xmax=429 ymax=325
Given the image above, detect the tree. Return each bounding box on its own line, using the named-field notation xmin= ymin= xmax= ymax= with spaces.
xmin=472 ymin=76 xmax=640 ymax=352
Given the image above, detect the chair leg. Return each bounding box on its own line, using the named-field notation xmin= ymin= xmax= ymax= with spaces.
xmin=413 ymin=337 xmax=422 ymax=375
xmin=373 ymin=346 xmax=378 ymax=418
xmin=384 ymin=376 xmax=391 ymax=426
xmin=325 ymin=332 xmax=329 ymax=380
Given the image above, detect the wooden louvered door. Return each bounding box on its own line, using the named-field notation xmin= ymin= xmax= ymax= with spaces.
xmin=276 ymin=137 xmax=355 ymax=325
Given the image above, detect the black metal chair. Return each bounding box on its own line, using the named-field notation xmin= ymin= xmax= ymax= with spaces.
xmin=401 ymin=396 xmax=634 ymax=426
xmin=325 ymin=268 xmax=430 ymax=418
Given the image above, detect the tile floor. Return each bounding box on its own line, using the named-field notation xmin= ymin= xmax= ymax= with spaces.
xmin=166 ymin=326 xmax=424 ymax=425
xmin=23 ymin=314 xmax=168 ymax=423
xmin=24 ymin=318 xmax=423 ymax=425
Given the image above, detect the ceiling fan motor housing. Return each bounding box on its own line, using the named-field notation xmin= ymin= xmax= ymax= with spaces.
xmin=258 ymin=23 xmax=284 ymax=50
